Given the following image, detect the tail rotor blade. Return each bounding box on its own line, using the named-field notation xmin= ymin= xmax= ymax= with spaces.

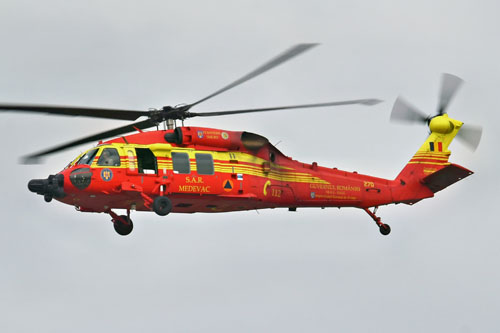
xmin=456 ymin=124 xmax=482 ymax=151
xmin=438 ymin=73 xmax=463 ymax=115
xmin=390 ymin=96 xmax=429 ymax=124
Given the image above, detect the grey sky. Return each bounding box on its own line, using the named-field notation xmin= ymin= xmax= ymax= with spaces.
xmin=0 ymin=1 xmax=499 ymax=332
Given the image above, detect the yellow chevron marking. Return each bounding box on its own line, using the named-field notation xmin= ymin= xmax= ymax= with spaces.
xmin=407 ymin=161 xmax=451 ymax=166
xmin=410 ymin=157 xmax=450 ymax=162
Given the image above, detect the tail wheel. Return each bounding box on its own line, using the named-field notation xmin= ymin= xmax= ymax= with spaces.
xmin=153 ymin=196 xmax=172 ymax=216
xmin=379 ymin=224 xmax=391 ymax=236
xmin=364 ymin=207 xmax=391 ymax=236
xmin=113 ymin=215 xmax=133 ymax=236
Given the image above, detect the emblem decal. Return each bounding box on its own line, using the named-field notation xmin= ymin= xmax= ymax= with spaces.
xmin=101 ymin=168 xmax=113 ymax=182
xmin=197 ymin=130 xmax=204 ymax=139
xmin=263 ymin=180 xmax=271 ymax=196
xmin=221 ymin=132 xmax=229 ymax=140
xmin=223 ymin=179 xmax=234 ymax=192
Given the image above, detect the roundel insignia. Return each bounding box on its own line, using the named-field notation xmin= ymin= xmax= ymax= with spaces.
xmin=221 ymin=132 xmax=229 ymax=140
xmin=101 ymin=168 xmax=113 ymax=182
xmin=223 ymin=179 xmax=233 ymax=192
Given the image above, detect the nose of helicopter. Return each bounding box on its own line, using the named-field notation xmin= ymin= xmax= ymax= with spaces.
xmin=28 ymin=174 xmax=66 ymax=203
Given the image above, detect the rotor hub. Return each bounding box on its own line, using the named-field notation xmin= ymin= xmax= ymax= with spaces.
xmin=429 ymin=115 xmax=455 ymax=134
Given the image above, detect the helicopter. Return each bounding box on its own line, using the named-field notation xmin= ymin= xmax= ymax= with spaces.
xmin=0 ymin=44 xmax=482 ymax=236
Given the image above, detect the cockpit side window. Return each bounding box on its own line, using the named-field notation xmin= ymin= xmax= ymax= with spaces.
xmin=76 ymin=149 xmax=98 ymax=165
xmin=97 ymin=148 xmax=121 ymax=166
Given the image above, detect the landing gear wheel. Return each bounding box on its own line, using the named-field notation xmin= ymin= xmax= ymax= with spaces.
xmin=363 ymin=208 xmax=391 ymax=236
xmin=113 ymin=215 xmax=133 ymax=236
xmin=153 ymin=196 xmax=172 ymax=216
xmin=379 ymin=224 xmax=391 ymax=236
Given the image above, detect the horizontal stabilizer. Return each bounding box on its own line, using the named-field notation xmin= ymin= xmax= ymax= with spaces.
xmin=422 ymin=164 xmax=473 ymax=193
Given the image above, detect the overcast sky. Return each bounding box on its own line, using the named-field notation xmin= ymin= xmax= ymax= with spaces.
xmin=0 ymin=1 xmax=499 ymax=332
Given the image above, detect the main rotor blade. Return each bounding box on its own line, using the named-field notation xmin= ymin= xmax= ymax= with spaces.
xmin=438 ymin=73 xmax=463 ymax=115
xmin=0 ymin=103 xmax=148 ymax=121
xmin=188 ymin=43 xmax=319 ymax=108
xmin=188 ymin=99 xmax=382 ymax=117
xmin=456 ymin=123 xmax=482 ymax=151
xmin=21 ymin=119 xmax=156 ymax=164
xmin=390 ymin=96 xmax=429 ymax=124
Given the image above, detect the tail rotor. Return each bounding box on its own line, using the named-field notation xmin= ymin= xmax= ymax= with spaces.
xmin=390 ymin=73 xmax=482 ymax=151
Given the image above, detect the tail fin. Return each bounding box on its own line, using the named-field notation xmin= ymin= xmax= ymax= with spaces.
xmin=393 ymin=114 xmax=473 ymax=204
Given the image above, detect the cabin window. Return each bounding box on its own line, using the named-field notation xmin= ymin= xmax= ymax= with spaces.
xmin=172 ymin=152 xmax=190 ymax=174
xmin=97 ymin=148 xmax=121 ymax=166
xmin=195 ymin=153 xmax=214 ymax=175
xmin=136 ymin=148 xmax=157 ymax=174
xmin=76 ymin=148 xmax=98 ymax=165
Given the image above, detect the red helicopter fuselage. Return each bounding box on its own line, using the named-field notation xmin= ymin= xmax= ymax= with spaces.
xmin=51 ymin=127 xmax=400 ymax=214
xmin=35 ymin=122 xmax=466 ymax=216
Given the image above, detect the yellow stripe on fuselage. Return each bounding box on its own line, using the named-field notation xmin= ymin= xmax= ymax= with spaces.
xmin=77 ymin=143 xmax=330 ymax=185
